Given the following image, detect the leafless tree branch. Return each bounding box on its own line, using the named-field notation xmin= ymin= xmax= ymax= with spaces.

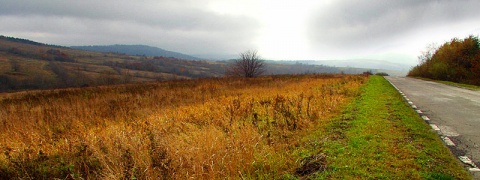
xmin=226 ymin=50 xmax=265 ymax=78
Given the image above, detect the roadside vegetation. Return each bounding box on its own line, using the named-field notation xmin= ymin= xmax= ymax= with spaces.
xmin=310 ymin=76 xmax=470 ymax=179
xmin=413 ymin=77 xmax=480 ymax=91
xmin=408 ymin=35 xmax=480 ymax=86
xmin=435 ymin=80 xmax=480 ymax=90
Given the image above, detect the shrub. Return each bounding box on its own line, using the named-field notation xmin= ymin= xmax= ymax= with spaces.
xmin=375 ymin=72 xmax=389 ymax=76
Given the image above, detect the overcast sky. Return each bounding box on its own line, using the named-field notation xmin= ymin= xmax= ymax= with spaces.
xmin=1 ymin=0 xmax=480 ymax=65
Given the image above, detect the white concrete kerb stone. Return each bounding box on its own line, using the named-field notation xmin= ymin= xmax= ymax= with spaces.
xmin=430 ymin=124 xmax=441 ymax=131
xmin=470 ymin=168 xmax=480 ymax=172
xmin=442 ymin=136 xmax=455 ymax=146
xmin=421 ymin=115 xmax=430 ymax=121
xmin=459 ymin=156 xmax=478 ymax=168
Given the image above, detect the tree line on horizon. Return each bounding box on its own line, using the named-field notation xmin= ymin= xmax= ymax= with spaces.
xmin=408 ymin=35 xmax=480 ymax=85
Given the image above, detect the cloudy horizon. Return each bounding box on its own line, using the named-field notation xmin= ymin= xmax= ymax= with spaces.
xmin=1 ymin=0 xmax=480 ymax=65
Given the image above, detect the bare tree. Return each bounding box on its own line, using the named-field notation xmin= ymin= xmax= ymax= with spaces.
xmin=418 ymin=43 xmax=437 ymax=64
xmin=226 ymin=50 xmax=265 ymax=78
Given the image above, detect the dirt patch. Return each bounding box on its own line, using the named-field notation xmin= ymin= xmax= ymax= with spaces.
xmin=295 ymin=153 xmax=327 ymax=177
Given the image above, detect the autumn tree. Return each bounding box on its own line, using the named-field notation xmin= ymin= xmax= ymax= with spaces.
xmin=408 ymin=35 xmax=480 ymax=85
xmin=226 ymin=50 xmax=265 ymax=78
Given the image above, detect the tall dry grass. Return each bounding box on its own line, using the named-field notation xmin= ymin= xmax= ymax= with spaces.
xmin=0 ymin=74 xmax=366 ymax=179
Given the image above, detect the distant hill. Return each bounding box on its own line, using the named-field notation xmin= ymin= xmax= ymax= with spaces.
xmin=314 ymin=60 xmax=411 ymax=71
xmin=296 ymin=59 xmax=411 ymax=76
xmin=0 ymin=35 xmax=225 ymax=92
xmin=71 ymin=45 xmax=200 ymax=60
xmin=0 ymin=35 xmax=388 ymax=92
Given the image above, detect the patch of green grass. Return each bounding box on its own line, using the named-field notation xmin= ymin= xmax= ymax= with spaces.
xmin=437 ymin=80 xmax=480 ymax=90
xmin=413 ymin=77 xmax=480 ymax=90
xmin=310 ymin=76 xmax=471 ymax=179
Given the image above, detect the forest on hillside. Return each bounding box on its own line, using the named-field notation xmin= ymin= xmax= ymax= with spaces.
xmin=0 ymin=36 xmax=227 ymax=92
xmin=71 ymin=45 xmax=200 ymax=60
xmin=408 ymin=35 xmax=480 ymax=85
xmin=0 ymin=36 xmax=348 ymax=92
xmin=1 ymin=35 xmax=389 ymax=92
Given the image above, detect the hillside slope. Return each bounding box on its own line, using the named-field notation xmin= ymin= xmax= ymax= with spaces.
xmin=296 ymin=60 xmax=410 ymax=76
xmin=0 ymin=35 xmax=382 ymax=92
xmin=71 ymin=44 xmax=201 ymax=60
xmin=0 ymin=35 xmax=225 ymax=92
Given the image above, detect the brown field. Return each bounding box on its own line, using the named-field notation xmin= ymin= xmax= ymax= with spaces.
xmin=0 ymin=74 xmax=366 ymax=179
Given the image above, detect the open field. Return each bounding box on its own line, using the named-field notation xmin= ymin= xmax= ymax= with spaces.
xmin=0 ymin=74 xmax=365 ymax=179
xmin=0 ymin=75 xmax=470 ymax=179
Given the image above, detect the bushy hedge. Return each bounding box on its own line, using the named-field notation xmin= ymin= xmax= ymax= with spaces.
xmin=408 ymin=35 xmax=480 ymax=85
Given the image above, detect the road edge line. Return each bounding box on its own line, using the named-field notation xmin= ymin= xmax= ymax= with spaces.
xmin=385 ymin=77 xmax=479 ymax=174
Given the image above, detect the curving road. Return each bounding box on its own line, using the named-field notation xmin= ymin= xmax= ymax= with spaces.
xmin=386 ymin=76 xmax=480 ymax=178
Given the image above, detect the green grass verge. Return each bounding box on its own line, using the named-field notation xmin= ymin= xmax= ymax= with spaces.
xmin=437 ymin=80 xmax=480 ymax=90
xmin=298 ymin=76 xmax=471 ymax=179
xmin=412 ymin=77 xmax=480 ymax=90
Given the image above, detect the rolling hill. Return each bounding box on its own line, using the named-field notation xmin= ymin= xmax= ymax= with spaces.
xmin=0 ymin=35 xmax=387 ymax=92
xmin=71 ymin=44 xmax=201 ymax=60
xmin=0 ymin=35 xmax=226 ymax=92
xmin=296 ymin=60 xmax=411 ymax=76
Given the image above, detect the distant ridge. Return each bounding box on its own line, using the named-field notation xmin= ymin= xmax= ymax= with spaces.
xmin=312 ymin=59 xmax=412 ymax=71
xmin=0 ymin=34 xmax=407 ymax=92
xmin=71 ymin=44 xmax=200 ymax=60
xmin=0 ymin=35 xmax=62 ymax=47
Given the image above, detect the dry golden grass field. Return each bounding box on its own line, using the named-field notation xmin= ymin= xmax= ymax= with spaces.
xmin=0 ymin=74 xmax=366 ymax=179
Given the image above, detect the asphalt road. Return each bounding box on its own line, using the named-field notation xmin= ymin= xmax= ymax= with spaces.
xmin=385 ymin=76 xmax=480 ymax=178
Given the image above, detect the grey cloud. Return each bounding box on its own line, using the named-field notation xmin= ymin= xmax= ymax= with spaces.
xmin=1 ymin=0 xmax=250 ymax=30
xmin=0 ymin=0 xmax=260 ymax=55
xmin=308 ymin=0 xmax=480 ymax=49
